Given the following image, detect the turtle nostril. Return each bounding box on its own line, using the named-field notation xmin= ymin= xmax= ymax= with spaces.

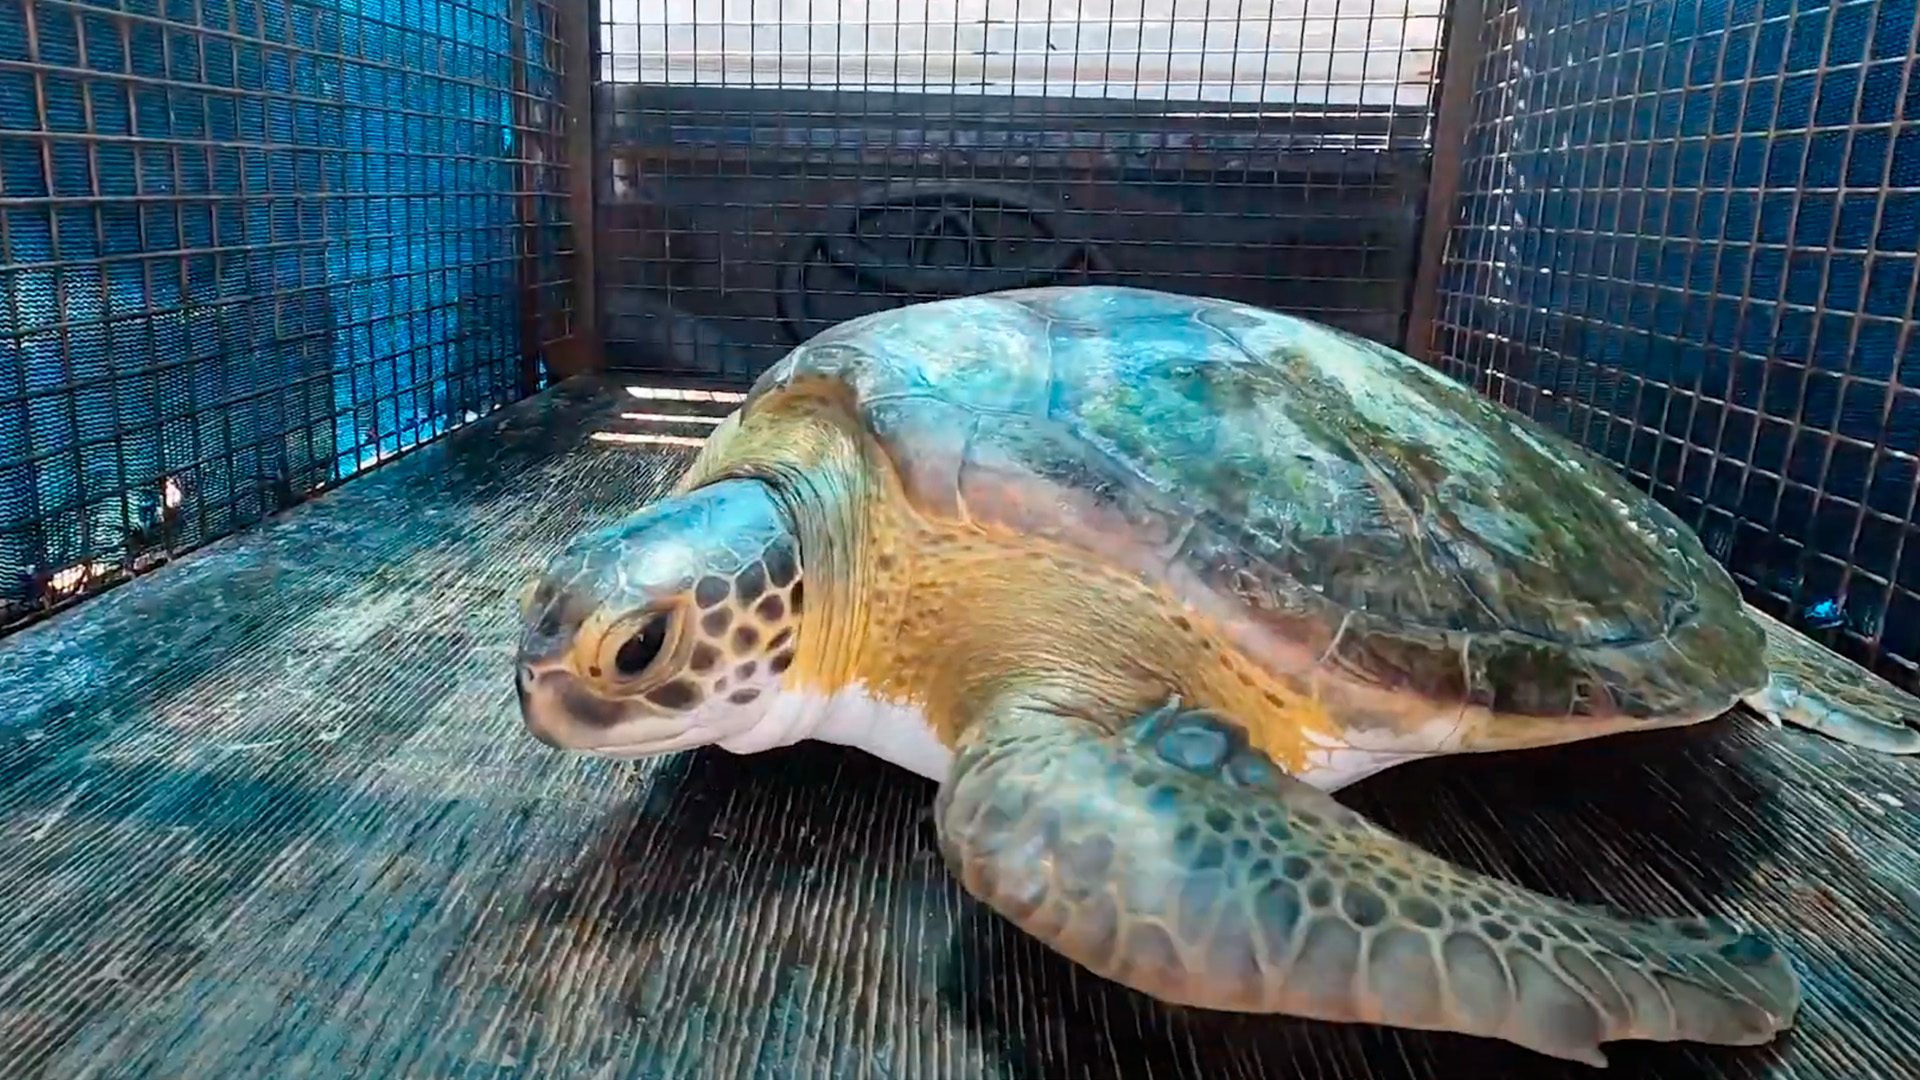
xmin=515 ymin=667 xmax=566 ymax=749
xmin=515 ymin=665 xmax=536 ymax=712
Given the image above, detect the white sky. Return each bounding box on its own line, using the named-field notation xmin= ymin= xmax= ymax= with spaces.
xmin=596 ymin=0 xmax=1445 ymax=106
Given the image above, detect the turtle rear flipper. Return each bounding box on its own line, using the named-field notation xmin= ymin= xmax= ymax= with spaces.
xmin=935 ymin=694 xmax=1801 ymax=1066
xmin=1741 ymin=606 xmax=1920 ymax=755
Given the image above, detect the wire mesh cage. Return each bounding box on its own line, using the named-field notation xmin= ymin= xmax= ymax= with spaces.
xmin=591 ymin=0 xmax=1449 ymax=384
xmin=7 ymin=0 xmax=1917 ymax=697
xmin=0 ymin=0 xmax=582 ymax=634
xmin=1432 ymin=0 xmax=1920 ymax=691
xmin=6 ymin=1 xmax=1920 ymax=1075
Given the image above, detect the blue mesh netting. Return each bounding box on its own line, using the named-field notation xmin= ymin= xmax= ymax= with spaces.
xmin=0 ymin=0 xmax=557 ymax=625
xmin=1436 ymin=0 xmax=1920 ymax=682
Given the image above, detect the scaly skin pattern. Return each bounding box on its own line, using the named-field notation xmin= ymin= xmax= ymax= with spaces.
xmin=674 ymin=385 xmax=897 ymax=709
xmin=935 ymin=697 xmax=1800 ymax=1068
xmin=667 ymin=383 xmax=1804 ymax=1065
xmin=516 ymin=477 xmax=809 ymax=754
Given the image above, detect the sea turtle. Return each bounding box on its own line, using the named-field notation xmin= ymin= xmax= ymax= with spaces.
xmin=514 ymin=285 xmax=1920 ymax=1065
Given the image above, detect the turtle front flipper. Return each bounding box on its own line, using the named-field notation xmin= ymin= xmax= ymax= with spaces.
xmin=934 ymin=695 xmax=1801 ymax=1066
xmin=1740 ymin=605 xmax=1920 ymax=755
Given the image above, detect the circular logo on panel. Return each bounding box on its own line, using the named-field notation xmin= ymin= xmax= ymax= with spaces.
xmin=777 ymin=180 xmax=1110 ymax=345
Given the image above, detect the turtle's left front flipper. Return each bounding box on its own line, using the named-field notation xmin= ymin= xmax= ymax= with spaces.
xmin=934 ymin=693 xmax=1801 ymax=1066
xmin=1741 ymin=605 xmax=1920 ymax=755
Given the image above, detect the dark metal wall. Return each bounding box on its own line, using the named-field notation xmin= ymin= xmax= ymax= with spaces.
xmin=1432 ymin=0 xmax=1920 ymax=689
xmin=0 ymin=0 xmax=581 ymax=636
xmin=592 ymin=2 xmax=1448 ymax=385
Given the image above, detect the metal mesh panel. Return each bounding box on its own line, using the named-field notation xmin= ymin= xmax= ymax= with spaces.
xmin=0 ymin=0 xmax=580 ymax=635
xmin=1433 ymin=0 xmax=1920 ymax=690
xmin=593 ymin=0 xmax=1448 ymax=385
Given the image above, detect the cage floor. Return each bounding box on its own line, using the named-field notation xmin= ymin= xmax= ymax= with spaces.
xmin=2 ymin=376 xmax=1917 ymax=1080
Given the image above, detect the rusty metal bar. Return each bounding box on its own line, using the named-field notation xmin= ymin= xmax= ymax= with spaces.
xmin=507 ymin=0 xmax=543 ymax=393
xmin=1403 ymin=0 xmax=1485 ymax=361
xmin=549 ymin=0 xmax=602 ymax=380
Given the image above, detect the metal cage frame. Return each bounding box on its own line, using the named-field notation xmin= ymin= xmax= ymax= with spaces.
xmin=0 ymin=0 xmax=596 ymax=635
xmin=4 ymin=0 xmax=1916 ymax=702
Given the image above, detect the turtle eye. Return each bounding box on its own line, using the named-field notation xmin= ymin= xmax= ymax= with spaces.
xmin=613 ymin=612 xmax=671 ymax=677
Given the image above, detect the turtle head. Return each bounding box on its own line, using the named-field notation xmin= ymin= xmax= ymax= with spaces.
xmin=514 ymin=477 xmax=804 ymax=757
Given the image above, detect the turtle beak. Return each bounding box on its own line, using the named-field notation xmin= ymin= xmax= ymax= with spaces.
xmin=516 ymin=664 xmax=565 ymax=748
xmin=514 ymin=574 xmax=612 ymax=750
xmin=516 ymin=662 xmax=637 ymax=749
xmin=514 ymin=657 xmax=688 ymax=754
xmin=516 ymin=659 xmax=607 ymax=749
xmin=515 ymin=591 xmax=578 ymax=749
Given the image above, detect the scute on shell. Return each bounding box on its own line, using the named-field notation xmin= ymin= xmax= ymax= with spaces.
xmin=739 ymin=286 xmax=1767 ymax=723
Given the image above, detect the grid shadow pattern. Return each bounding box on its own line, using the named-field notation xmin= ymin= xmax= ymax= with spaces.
xmin=591 ymin=0 xmax=1447 ymax=386
xmin=1433 ymin=0 xmax=1920 ymax=689
xmin=0 ymin=0 xmax=580 ymax=635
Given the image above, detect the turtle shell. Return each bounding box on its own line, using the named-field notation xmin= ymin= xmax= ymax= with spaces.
xmin=740 ymin=286 xmax=1768 ymax=724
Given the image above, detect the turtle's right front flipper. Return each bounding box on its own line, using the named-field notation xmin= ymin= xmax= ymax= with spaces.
xmin=934 ymin=694 xmax=1801 ymax=1066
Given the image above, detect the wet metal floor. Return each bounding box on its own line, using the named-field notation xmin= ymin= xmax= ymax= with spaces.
xmin=2 ymin=377 xmax=1917 ymax=1080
